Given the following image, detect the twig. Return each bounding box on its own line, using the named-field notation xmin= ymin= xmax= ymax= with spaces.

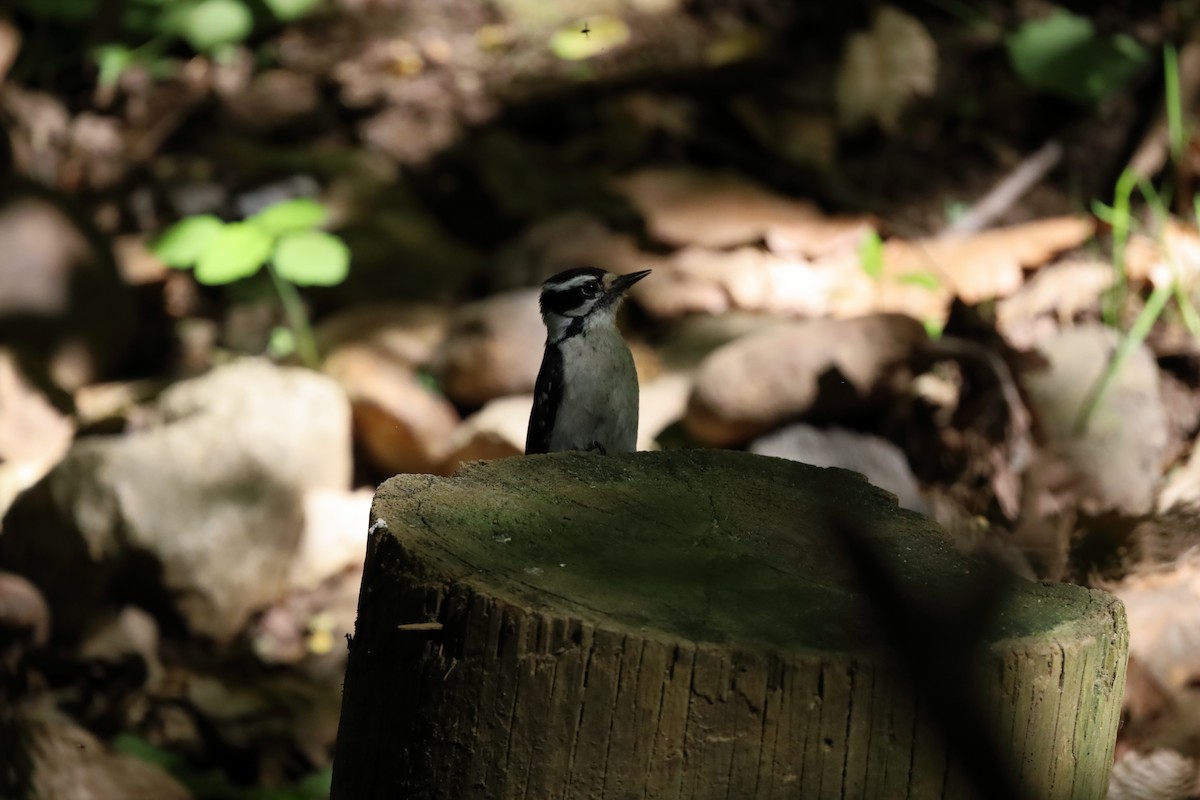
xmin=943 ymin=140 xmax=1063 ymax=236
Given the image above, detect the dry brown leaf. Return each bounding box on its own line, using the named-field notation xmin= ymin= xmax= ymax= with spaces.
xmin=836 ymin=6 xmax=937 ymax=131
xmin=622 ymin=178 xmax=1090 ymax=322
xmin=818 ymin=249 xmax=950 ymax=321
xmin=685 ymin=314 xmax=927 ymax=445
xmin=0 ymin=349 xmax=74 ymax=523
xmin=1126 ymin=218 xmax=1200 ymax=285
xmin=998 ymin=260 xmax=1108 ymax=326
xmin=614 ymin=168 xmax=874 ymax=253
xmin=632 ymin=246 xmax=880 ymax=320
xmin=1110 ymin=555 xmax=1200 ymax=769
xmin=995 ymin=259 xmax=1115 ymax=348
xmin=884 ymin=216 xmax=1095 ymax=302
xmin=633 ymin=215 xmax=1092 ymax=323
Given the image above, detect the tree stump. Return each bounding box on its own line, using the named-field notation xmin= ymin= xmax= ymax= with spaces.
xmin=331 ymin=451 xmax=1127 ymax=800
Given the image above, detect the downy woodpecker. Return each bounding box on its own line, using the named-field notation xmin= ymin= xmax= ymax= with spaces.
xmin=525 ymin=266 xmax=651 ymax=455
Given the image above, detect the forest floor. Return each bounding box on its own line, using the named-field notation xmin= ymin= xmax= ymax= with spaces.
xmin=3 ymin=1 xmax=1200 ymax=798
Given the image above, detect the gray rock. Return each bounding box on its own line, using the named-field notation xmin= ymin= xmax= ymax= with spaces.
xmin=686 ymin=314 xmax=927 ymax=446
xmin=290 ymin=488 xmax=373 ymax=593
xmin=750 ymin=424 xmax=927 ymax=513
xmin=1022 ymin=324 xmax=1166 ymax=515
xmin=441 ymin=395 xmax=531 ymax=472
xmin=655 ymin=312 xmax=791 ymax=371
xmin=0 ymin=360 xmax=352 ymax=642
xmin=324 ymin=342 xmax=459 ymax=475
xmin=637 ymin=372 xmax=693 ymax=450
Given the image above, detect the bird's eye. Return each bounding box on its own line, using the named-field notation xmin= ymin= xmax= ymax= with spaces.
xmin=582 ymin=283 xmax=601 ymax=297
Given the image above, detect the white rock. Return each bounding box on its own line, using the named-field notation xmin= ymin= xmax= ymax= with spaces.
xmin=750 ymin=424 xmax=926 ymax=513
xmin=0 ymin=359 xmax=352 ymax=642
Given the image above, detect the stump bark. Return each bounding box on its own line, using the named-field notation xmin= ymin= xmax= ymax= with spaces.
xmin=331 ymin=450 xmax=1127 ymax=800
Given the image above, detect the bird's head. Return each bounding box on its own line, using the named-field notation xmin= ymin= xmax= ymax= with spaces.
xmin=538 ymin=266 xmax=650 ymax=341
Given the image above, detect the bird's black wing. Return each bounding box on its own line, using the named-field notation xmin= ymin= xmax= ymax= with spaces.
xmin=525 ymin=346 xmax=563 ymax=454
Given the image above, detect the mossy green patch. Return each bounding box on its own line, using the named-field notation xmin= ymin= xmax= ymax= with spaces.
xmin=372 ymin=450 xmax=1113 ymax=653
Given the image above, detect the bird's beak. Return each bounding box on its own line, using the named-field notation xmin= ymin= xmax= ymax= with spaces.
xmin=610 ymin=269 xmax=651 ymax=294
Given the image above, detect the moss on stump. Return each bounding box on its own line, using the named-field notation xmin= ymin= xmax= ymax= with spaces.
xmin=331 ymin=450 xmax=1127 ymax=799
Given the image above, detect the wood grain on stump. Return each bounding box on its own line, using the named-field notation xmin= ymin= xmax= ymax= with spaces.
xmin=331 ymin=450 xmax=1127 ymax=800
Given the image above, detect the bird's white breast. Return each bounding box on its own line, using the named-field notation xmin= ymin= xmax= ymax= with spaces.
xmin=549 ymin=324 xmax=639 ymax=453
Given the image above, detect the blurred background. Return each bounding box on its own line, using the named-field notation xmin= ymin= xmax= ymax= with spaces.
xmin=3 ymin=0 xmax=1200 ymax=798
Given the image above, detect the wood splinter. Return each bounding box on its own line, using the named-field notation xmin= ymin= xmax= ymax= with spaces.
xmin=396 ymin=621 xmax=444 ymax=632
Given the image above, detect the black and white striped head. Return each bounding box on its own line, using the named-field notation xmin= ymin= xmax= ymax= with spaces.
xmin=538 ymin=266 xmax=650 ymax=341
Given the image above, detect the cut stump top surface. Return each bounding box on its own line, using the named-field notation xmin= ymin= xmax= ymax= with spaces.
xmin=372 ymin=450 xmax=1113 ymax=654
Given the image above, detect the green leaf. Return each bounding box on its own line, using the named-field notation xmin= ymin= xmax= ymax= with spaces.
xmin=858 ymin=229 xmax=884 ymax=281
xmin=94 ymin=44 xmax=135 ymax=88
xmin=1091 ymin=200 xmax=1118 ymax=225
xmin=262 ymin=0 xmax=320 ymax=21
xmin=195 ymin=222 xmax=273 ymax=284
xmin=272 ymin=230 xmax=350 ymax=286
xmin=113 ymin=735 xmax=188 ymax=772
xmin=179 ymin=0 xmax=253 ymax=52
xmin=1006 ymin=8 xmax=1148 ymax=104
xmin=417 ymin=370 xmax=441 ymax=394
xmin=1166 ymin=44 xmax=1184 ymax=163
xmin=158 ymin=0 xmax=197 ymax=37
xmin=249 ymin=198 xmax=328 ymax=235
xmin=292 ymin=766 xmax=333 ymax=799
xmin=549 ymin=15 xmax=630 ymax=61
xmin=897 ymin=271 xmax=942 ymax=292
xmin=153 ymin=215 xmax=225 ymax=268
